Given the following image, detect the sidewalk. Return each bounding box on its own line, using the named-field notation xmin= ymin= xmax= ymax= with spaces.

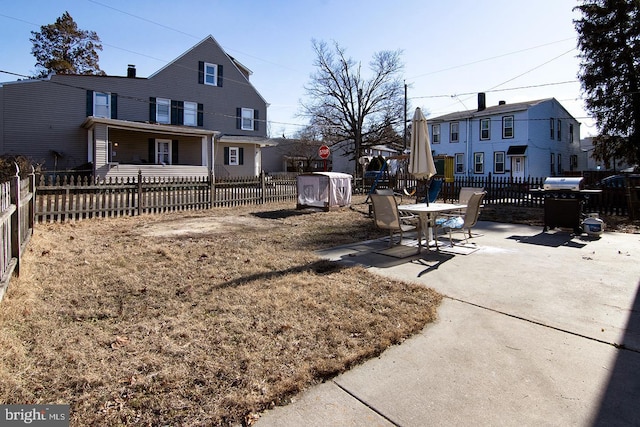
xmin=256 ymin=221 xmax=640 ymax=426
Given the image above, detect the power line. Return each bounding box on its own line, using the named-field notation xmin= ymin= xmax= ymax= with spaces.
xmin=409 ymin=80 xmax=579 ymax=100
xmin=406 ymin=37 xmax=576 ymax=80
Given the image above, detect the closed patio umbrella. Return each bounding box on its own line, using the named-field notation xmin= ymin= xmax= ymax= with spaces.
xmin=408 ymin=107 xmax=437 ymax=204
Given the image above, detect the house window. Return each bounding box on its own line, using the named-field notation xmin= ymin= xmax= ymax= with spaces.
xmin=502 ymin=116 xmax=514 ymax=139
xmin=557 ymin=153 xmax=562 ymax=174
xmin=225 ymin=146 xmax=244 ymax=166
xmin=204 ymin=62 xmax=218 ymax=86
xmin=550 ymin=153 xmax=555 ymax=176
xmin=557 ymin=119 xmax=562 ymax=141
xmin=480 ymin=119 xmax=490 ymax=140
xmin=184 ymin=101 xmax=197 ymax=126
xmin=494 ymin=151 xmax=506 ymax=173
xmin=93 ymin=92 xmax=110 ymax=118
xmin=455 ymin=153 xmax=464 ymax=173
xmin=569 ymin=124 xmax=574 ymax=142
xmin=474 ymin=152 xmax=484 ymax=174
xmin=156 ymin=139 xmax=172 ymax=165
xmin=550 ymin=118 xmax=555 ymax=139
xmin=432 ymin=124 xmax=440 ymax=143
xmin=156 ymin=98 xmax=170 ymax=124
xmin=570 ymin=154 xmax=578 ymax=170
xmin=241 ymin=108 xmax=254 ymax=131
xmin=450 ymin=122 xmax=459 ymax=142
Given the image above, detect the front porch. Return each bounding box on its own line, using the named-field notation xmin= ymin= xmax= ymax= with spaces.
xmin=82 ymin=117 xmax=217 ymax=180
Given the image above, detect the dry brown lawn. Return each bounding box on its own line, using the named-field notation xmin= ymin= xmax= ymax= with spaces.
xmin=0 ymin=195 xmax=442 ymax=426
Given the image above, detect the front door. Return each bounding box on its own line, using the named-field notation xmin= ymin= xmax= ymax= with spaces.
xmin=511 ymin=156 xmax=525 ymax=179
xmin=156 ymin=139 xmax=171 ymax=165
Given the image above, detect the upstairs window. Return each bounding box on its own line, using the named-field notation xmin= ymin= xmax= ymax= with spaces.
xmin=557 ymin=119 xmax=562 ymax=141
xmin=156 ymin=98 xmax=170 ymax=124
xmin=205 ymin=63 xmax=218 ymax=86
xmin=480 ymin=119 xmax=490 ymax=140
xmin=94 ymin=92 xmax=110 ymax=118
xmin=569 ymin=123 xmax=574 ymax=142
xmin=450 ymin=122 xmax=459 ymax=142
xmin=199 ymin=61 xmax=223 ymax=86
xmin=550 ymin=118 xmax=555 ymax=139
xmin=184 ymin=101 xmax=197 ymax=126
xmin=237 ymin=108 xmax=259 ymax=131
xmin=502 ymin=116 xmax=514 ymax=139
xmin=432 ymin=124 xmax=440 ymax=143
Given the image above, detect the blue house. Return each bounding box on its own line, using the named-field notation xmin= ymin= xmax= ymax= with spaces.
xmin=427 ymin=95 xmax=582 ymax=178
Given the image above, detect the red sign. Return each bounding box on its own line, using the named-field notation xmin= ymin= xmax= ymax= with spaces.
xmin=318 ymin=145 xmax=330 ymax=159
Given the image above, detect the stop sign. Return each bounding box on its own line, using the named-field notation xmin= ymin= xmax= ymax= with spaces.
xmin=318 ymin=145 xmax=330 ymax=159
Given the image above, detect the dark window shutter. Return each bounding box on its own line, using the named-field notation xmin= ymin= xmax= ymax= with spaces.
xmin=172 ymin=140 xmax=179 ymax=164
xmin=253 ymin=109 xmax=259 ymax=131
xmin=198 ymin=61 xmax=204 ymax=84
xmin=239 ymin=147 xmax=244 ymax=165
xmin=149 ymin=97 xmax=156 ymax=123
xmin=171 ymin=100 xmax=179 ymax=125
xmin=86 ymin=90 xmax=93 ymax=116
xmin=197 ymin=103 xmax=204 ymax=127
xmin=177 ymin=101 xmax=184 ymax=125
xmin=236 ymin=108 xmax=242 ymax=129
xmin=148 ymin=139 xmax=155 ymax=164
xmin=224 ymin=147 xmax=229 ymax=165
xmin=217 ymin=65 xmax=223 ymax=87
xmin=111 ymin=93 xmax=118 ymax=119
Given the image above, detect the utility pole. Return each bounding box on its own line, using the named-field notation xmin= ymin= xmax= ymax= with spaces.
xmin=403 ymin=82 xmax=407 ymax=150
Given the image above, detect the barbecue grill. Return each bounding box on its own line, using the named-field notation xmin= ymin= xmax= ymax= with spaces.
xmin=531 ymin=177 xmax=601 ymax=233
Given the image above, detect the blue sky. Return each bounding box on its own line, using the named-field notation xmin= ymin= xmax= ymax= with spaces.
xmin=0 ymin=0 xmax=593 ymax=138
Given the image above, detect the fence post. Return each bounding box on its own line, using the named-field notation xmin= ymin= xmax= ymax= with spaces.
xmin=137 ymin=169 xmax=143 ymax=216
xmin=10 ymin=164 xmax=21 ymax=276
xmin=260 ymin=171 xmax=266 ymax=205
xmin=209 ymin=170 xmax=216 ymax=208
xmin=29 ymin=166 xmax=35 ymax=233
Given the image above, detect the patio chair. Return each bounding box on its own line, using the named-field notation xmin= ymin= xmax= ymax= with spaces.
xmin=424 ymin=178 xmax=443 ymax=203
xmin=375 ymin=188 xmax=417 ymax=226
xmin=458 ymin=186 xmax=485 ymax=205
xmin=370 ymin=194 xmax=417 ymax=247
xmin=435 ymin=191 xmax=487 ymax=246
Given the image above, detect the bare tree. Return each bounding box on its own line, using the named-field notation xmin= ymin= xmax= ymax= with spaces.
xmin=301 ymin=40 xmax=405 ymax=169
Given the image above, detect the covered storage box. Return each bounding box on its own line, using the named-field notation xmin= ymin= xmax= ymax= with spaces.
xmin=296 ymin=172 xmax=352 ymax=210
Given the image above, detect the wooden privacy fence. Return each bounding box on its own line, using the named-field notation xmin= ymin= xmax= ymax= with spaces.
xmin=0 ymin=168 xmax=35 ymax=301
xmin=35 ymin=171 xmax=298 ymax=222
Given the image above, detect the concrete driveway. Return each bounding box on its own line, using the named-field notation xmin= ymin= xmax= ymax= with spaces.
xmin=257 ymin=221 xmax=640 ymax=426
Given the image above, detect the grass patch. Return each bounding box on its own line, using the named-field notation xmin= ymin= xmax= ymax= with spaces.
xmin=0 ymin=196 xmax=442 ymax=426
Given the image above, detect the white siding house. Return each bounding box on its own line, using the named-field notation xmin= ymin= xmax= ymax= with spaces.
xmin=427 ymin=96 xmax=582 ymax=178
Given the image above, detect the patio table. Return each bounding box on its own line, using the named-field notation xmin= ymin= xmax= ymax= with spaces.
xmin=397 ymin=202 xmax=467 ymax=252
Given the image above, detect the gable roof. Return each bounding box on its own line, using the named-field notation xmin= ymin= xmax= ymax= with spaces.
xmin=148 ymin=35 xmax=252 ymax=80
xmin=428 ymin=98 xmax=554 ymax=122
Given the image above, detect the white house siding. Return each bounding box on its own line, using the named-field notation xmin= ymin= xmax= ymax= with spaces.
xmin=427 ymin=98 xmax=581 ymax=178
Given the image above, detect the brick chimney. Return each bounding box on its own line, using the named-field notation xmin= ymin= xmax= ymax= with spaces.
xmin=127 ymin=64 xmax=136 ymax=78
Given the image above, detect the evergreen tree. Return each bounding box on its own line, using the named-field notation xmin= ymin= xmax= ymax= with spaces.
xmin=575 ymin=0 xmax=640 ymax=168
xmin=30 ymin=11 xmax=105 ymax=77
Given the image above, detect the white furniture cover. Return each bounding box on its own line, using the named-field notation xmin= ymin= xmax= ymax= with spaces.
xmin=296 ymin=172 xmax=352 ymax=209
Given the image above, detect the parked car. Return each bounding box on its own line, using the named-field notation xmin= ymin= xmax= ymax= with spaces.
xmin=595 ymin=174 xmax=640 ymax=188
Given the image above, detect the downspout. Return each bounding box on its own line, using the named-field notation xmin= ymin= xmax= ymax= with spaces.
xmin=466 ymin=118 xmax=471 ymax=177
